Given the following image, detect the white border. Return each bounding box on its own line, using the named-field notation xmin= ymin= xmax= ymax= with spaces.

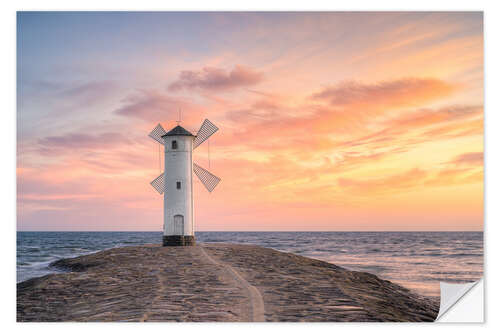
xmin=3 ymin=1 xmax=498 ymax=332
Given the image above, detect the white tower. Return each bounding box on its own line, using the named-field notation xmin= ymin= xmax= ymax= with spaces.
xmin=148 ymin=120 xmax=220 ymax=246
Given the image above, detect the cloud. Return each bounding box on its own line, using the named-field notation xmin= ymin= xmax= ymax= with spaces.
xmin=168 ymin=65 xmax=263 ymax=91
xmin=449 ymin=152 xmax=483 ymax=166
xmin=221 ymin=90 xmax=480 ymax=161
xmin=422 ymin=118 xmax=483 ymax=140
xmin=17 ymin=150 xmax=161 ymax=224
xmin=114 ymin=90 xmax=203 ymax=124
xmin=225 ymin=99 xmax=282 ymax=124
xmin=58 ymin=81 xmax=116 ymax=98
xmin=424 ymin=168 xmax=483 ymax=187
xmin=312 ymin=78 xmax=457 ymax=108
xmin=390 ymin=105 xmax=482 ymax=129
xmin=227 ymin=78 xmax=462 ymax=135
xmin=38 ymin=132 xmax=130 ymax=150
xmin=337 ymin=105 xmax=483 ymax=151
xmin=337 ymin=164 xmax=483 ymax=196
xmin=55 ymin=81 xmax=118 ymax=108
xmin=338 ymin=168 xmax=428 ymax=195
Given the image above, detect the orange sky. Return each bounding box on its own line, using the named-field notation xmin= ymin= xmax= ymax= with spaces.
xmin=17 ymin=12 xmax=483 ymax=231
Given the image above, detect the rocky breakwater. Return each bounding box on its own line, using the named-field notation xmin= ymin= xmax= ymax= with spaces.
xmin=17 ymin=243 xmax=439 ymax=322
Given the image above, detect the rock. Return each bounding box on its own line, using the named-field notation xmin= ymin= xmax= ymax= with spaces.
xmin=17 ymin=243 xmax=438 ymax=322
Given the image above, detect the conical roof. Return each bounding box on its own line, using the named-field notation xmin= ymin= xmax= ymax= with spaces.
xmin=161 ymin=125 xmax=194 ymax=137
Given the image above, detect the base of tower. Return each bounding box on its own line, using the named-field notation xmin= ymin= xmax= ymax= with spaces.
xmin=162 ymin=235 xmax=196 ymax=246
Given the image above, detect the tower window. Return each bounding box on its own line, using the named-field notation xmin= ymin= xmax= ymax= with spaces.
xmin=176 ymin=181 xmax=181 ymax=189
xmin=172 ymin=140 xmax=178 ymax=149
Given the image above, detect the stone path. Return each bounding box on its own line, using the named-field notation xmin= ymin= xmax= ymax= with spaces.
xmin=17 ymin=243 xmax=439 ymax=322
xmin=199 ymin=246 xmax=265 ymax=321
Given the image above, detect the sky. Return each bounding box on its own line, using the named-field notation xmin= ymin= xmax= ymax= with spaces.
xmin=17 ymin=12 xmax=483 ymax=231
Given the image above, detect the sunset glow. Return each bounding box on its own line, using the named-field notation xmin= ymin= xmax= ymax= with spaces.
xmin=17 ymin=12 xmax=483 ymax=231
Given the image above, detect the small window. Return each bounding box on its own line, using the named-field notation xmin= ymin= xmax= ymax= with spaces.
xmin=172 ymin=140 xmax=178 ymax=149
xmin=176 ymin=181 xmax=181 ymax=189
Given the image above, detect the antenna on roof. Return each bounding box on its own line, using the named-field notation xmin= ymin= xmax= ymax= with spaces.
xmin=176 ymin=109 xmax=181 ymax=125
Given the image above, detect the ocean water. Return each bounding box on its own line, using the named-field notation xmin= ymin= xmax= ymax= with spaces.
xmin=17 ymin=231 xmax=483 ymax=297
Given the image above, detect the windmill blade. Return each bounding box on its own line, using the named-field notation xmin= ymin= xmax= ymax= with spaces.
xmin=193 ymin=119 xmax=218 ymax=149
xmin=150 ymin=173 xmax=165 ymax=194
xmin=149 ymin=123 xmax=167 ymax=145
xmin=193 ymin=163 xmax=221 ymax=192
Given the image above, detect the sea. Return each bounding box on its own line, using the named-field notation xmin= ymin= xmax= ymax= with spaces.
xmin=17 ymin=231 xmax=483 ymax=298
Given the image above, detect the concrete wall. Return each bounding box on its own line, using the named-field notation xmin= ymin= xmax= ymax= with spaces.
xmin=163 ymin=135 xmax=194 ymax=236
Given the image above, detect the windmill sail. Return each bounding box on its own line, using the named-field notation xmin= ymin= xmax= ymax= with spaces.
xmin=193 ymin=163 xmax=221 ymax=192
xmin=193 ymin=119 xmax=218 ymax=149
xmin=149 ymin=123 xmax=167 ymax=145
xmin=150 ymin=173 xmax=165 ymax=194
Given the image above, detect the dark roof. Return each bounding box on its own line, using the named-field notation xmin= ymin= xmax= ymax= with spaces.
xmin=161 ymin=125 xmax=194 ymax=137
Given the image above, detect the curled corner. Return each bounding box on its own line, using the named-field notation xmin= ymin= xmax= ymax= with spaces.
xmin=436 ymin=278 xmax=484 ymax=322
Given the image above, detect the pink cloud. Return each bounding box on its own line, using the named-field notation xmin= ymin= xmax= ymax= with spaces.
xmin=312 ymin=78 xmax=457 ymax=108
xmin=390 ymin=105 xmax=482 ymax=129
xmin=449 ymin=152 xmax=483 ymax=166
xmin=168 ymin=65 xmax=263 ymax=91
xmin=335 ymin=105 xmax=482 ymax=151
xmin=219 ymin=82 xmax=479 ymax=160
xmin=114 ymin=90 xmax=205 ymax=125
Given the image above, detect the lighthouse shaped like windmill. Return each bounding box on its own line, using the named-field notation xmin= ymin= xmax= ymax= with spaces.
xmin=149 ymin=119 xmax=220 ymax=246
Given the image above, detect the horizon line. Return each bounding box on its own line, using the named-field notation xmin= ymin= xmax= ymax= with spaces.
xmin=17 ymin=230 xmax=484 ymax=232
